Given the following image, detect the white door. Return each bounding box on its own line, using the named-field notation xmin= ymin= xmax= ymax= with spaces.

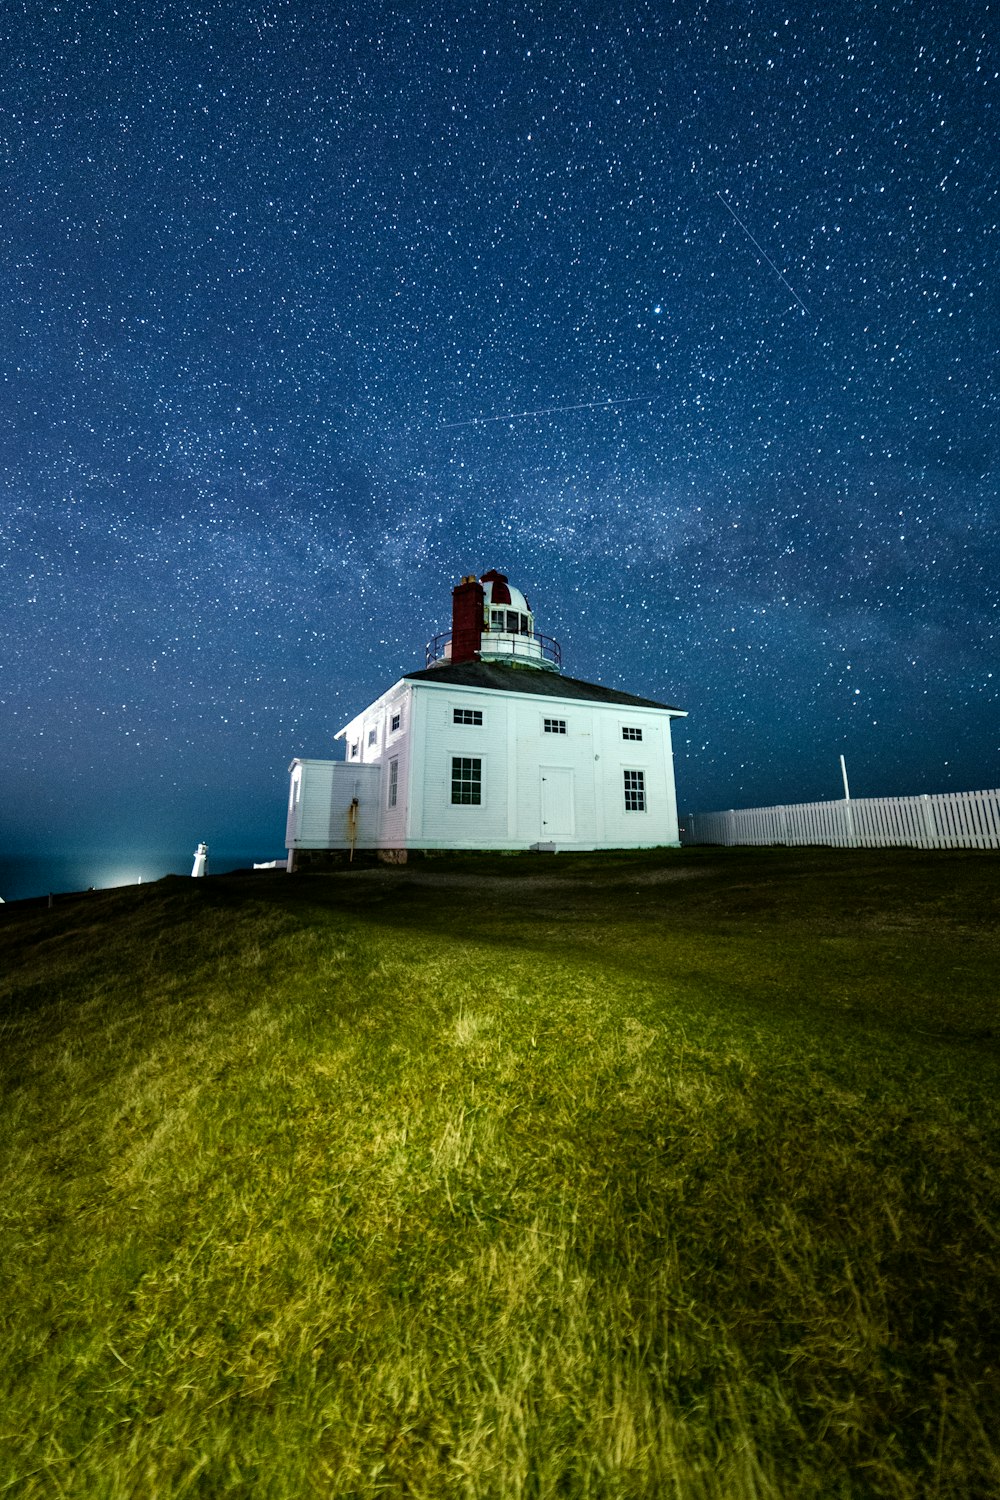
xmin=540 ymin=767 xmax=575 ymax=838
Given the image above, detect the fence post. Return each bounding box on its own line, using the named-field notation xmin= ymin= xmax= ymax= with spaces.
xmin=841 ymin=799 xmax=857 ymax=848
xmin=920 ymin=795 xmax=937 ymax=848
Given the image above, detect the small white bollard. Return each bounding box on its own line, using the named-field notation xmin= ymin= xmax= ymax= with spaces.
xmin=191 ymin=842 xmax=208 ymax=878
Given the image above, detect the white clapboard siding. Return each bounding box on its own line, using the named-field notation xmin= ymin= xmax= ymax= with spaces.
xmin=684 ymin=789 xmax=1000 ymax=850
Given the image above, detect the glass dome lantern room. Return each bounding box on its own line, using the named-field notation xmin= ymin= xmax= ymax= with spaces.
xmin=425 ymin=570 xmax=562 ymax=670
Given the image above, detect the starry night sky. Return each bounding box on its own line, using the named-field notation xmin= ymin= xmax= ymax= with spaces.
xmin=2 ymin=0 xmax=997 ymax=898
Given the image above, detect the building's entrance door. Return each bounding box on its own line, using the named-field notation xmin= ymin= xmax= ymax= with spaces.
xmin=540 ymin=767 xmax=575 ymax=839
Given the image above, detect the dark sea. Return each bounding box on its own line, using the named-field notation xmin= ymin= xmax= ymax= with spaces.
xmin=0 ymin=850 xmax=286 ymax=905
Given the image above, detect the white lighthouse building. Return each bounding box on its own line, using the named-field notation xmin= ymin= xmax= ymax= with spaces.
xmin=285 ymin=570 xmax=686 ymax=866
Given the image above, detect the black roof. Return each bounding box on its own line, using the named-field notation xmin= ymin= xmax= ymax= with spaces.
xmin=403 ymin=660 xmax=682 ymax=712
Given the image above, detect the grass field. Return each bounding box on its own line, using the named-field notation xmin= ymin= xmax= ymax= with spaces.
xmin=1 ymin=847 xmax=999 ymax=1498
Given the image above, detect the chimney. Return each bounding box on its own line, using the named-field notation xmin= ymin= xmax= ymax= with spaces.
xmin=450 ymin=574 xmax=485 ymax=663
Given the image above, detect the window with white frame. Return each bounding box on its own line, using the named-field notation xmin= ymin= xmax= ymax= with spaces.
xmin=453 ymin=708 xmax=483 ymax=726
xmin=543 ymin=717 xmax=567 ymax=734
xmin=390 ymin=710 xmax=401 ymax=733
xmin=350 ymin=741 xmax=359 ymax=759
xmin=488 ymin=607 xmax=529 ymax=635
xmin=451 ymin=756 xmax=482 ymax=805
xmin=622 ymin=726 xmax=643 ymax=741
xmin=387 ymin=758 xmax=398 ymax=809
xmin=368 ymin=727 xmax=378 ymax=746
xmin=623 ymin=769 xmax=646 ymax=812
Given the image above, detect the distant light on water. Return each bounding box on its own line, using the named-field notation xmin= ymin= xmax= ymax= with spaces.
xmin=94 ymin=868 xmax=146 ymax=891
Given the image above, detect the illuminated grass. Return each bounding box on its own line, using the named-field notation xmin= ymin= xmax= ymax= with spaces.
xmin=1 ymin=849 xmax=998 ymax=1497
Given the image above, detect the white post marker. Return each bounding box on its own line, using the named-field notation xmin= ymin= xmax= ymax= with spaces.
xmin=840 ymin=755 xmax=857 ymax=847
xmin=192 ymin=842 xmax=208 ymax=878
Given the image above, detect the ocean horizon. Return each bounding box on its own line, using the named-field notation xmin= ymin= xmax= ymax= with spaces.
xmin=0 ymin=849 xmax=288 ymax=905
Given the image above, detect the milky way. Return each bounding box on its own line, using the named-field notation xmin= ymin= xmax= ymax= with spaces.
xmin=2 ymin=0 xmax=997 ymax=894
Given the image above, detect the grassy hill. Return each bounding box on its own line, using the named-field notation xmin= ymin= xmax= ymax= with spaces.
xmin=2 ymin=848 xmax=999 ymax=1498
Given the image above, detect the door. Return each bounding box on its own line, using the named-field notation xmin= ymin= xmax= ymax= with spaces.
xmin=540 ymin=767 xmax=575 ymax=839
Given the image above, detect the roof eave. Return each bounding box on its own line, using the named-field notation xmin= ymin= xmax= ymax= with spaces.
xmin=401 ymin=661 xmax=683 ymax=713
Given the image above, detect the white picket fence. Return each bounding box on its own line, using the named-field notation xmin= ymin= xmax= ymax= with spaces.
xmin=683 ymin=788 xmax=1000 ymax=850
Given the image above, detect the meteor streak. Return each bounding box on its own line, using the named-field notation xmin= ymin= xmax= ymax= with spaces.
xmin=441 ymin=395 xmax=651 ymax=429
xmin=716 ymin=192 xmax=809 ymax=315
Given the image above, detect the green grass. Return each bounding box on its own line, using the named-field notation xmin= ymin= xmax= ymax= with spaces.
xmin=1 ymin=848 xmax=999 ymax=1498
